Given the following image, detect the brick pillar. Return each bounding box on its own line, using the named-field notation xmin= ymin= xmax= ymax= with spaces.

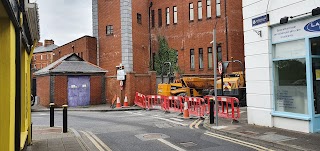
xmin=149 ymin=71 xmax=157 ymax=95
xmin=124 ymin=72 xmax=136 ymax=106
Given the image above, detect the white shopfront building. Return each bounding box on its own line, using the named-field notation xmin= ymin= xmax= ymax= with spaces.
xmin=243 ymin=0 xmax=320 ymax=133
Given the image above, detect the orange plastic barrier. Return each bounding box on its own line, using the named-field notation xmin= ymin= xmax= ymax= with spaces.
xmin=184 ymin=97 xmax=206 ymax=118
xmin=163 ymin=96 xmax=183 ymax=113
xmin=203 ymin=96 xmax=240 ymax=120
xmin=134 ymin=92 xmax=147 ymax=109
xmin=146 ymin=95 xmax=165 ymax=110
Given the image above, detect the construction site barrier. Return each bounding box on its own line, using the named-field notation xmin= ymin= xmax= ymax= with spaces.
xmin=146 ymin=95 xmax=165 ymax=110
xmin=163 ymin=96 xmax=183 ymax=113
xmin=134 ymin=92 xmax=147 ymax=109
xmin=203 ymin=96 xmax=240 ymax=120
xmin=184 ymin=97 xmax=206 ymax=118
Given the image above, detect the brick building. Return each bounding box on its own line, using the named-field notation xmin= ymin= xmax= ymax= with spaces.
xmin=52 ymin=35 xmax=97 ymax=65
xmin=32 ymin=39 xmax=58 ymax=71
xmin=93 ymin=0 xmax=244 ymax=104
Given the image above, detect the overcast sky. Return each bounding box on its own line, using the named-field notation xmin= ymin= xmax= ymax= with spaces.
xmin=32 ymin=0 xmax=92 ymax=46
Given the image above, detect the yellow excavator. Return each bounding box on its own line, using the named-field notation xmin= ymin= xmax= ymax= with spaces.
xmin=157 ymin=62 xmax=246 ymax=106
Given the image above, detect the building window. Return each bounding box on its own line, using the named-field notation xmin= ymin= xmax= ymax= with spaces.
xmin=189 ymin=3 xmax=194 ymax=21
xmin=40 ymin=55 xmax=43 ymax=60
xmin=216 ymin=0 xmax=221 ymax=17
xmin=207 ymin=0 xmax=211 ymax=18
xmin=33 ymin=55 xmax=36 ymax=60
xmin=190 ymin=49 xmax=195 ymax=69
xmin=137 ymin=13 xmax=142 ymax=24
xmin=166 ymin=7 xmax=170 ymax=25
xmin=151 ymin=10 xmax=155 ymax=27
xmin=208 ymin=47 xmax=213 ymax=68
xmin=40 ymin=64 xmax=42 ymax=69
xmin=273 ymin=39 xmax=307 ymax=114
xmin=217 ymin=46 xmax=222 ymax=62
xmin=46 ymin=54 xmax=48 ymax=59
xmin=80 ymin=52 xmax=83 ymax=58
xmin=106 ymin=25 xmax=113 ymax=35
xmin=33 ymin=64 xmax=36 ymax=69
xmin=198 ymin=1 xmax=202 ymax=20
xmin=173 ymin=6 xmax=177 ymax=24
xmin=158 ymin=9 xmax=162 ymax=27
xmin=199 ymin=48 xmax=203 ymax=69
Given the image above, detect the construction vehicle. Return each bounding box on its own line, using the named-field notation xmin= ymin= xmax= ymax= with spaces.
xmin=157 ymin=61 xmax=246 ymax=106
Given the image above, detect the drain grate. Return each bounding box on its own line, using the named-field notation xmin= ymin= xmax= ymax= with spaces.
xmin=180 ymin=142 xmax=197 ymax=148
xmin=135 ymin=133 xmax=169 ymax=141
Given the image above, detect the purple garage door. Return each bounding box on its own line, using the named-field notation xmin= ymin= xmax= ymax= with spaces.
xmin=68 ymin=76 xmax=90 ymax=107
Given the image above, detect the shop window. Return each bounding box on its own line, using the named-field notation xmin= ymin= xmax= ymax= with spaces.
xmin=173 ymin=6 xmax=177 ymax=24
xmin=198 ymin=1 xmax=202 ymax=20
xmin=151 ymin=10 xmax=155 ymax=28
xmin=199 ymin=48 xmax=204 ymax=69
xmin=207 ymin=0 xmax=211 ymax=18
xmin=190 ymin=49 xmax=195 ymax=69
xmin=208 ymin=47 xmax=213 ymax=68
xmin=166 ymin=7 xmax=170 ymax=25
xmin=189 ymin=3 xmax=194 ymax=21
xmin=311 ymin=37 xmax=320 ymax=114
xmin=273 ymin=39 xmax=308 ymax=114
xmin=106 ymin=25 xmax=113 ymax=35
xmin=137 ymin=13 xmax=142 ymax=24
xmin=158 ymin=9 xmax=162 ymax=27
xmin=216 ymin=0 xmax=221 ymax=17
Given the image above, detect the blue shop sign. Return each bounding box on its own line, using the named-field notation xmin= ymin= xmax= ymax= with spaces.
xmin=252 ymin=14 xmax=269 ymax=27
xmin=304 ymin=18 xmax=320 ymax=32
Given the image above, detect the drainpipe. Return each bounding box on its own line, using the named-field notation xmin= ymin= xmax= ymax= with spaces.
xmin=15 ymin=2 xmax=22 ymax=151
xmin=225 ymin=0 xmax=229 ymax=61
xmin=149 ymin=2 xmax=153 ymax=70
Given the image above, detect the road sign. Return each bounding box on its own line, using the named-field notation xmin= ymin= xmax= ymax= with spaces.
xmin=218 ymin=62 xmax=223 ymax=74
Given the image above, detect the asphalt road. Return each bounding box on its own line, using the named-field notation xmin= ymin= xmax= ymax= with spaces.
xmin=32 ymin=110 xmax=267 ymax=151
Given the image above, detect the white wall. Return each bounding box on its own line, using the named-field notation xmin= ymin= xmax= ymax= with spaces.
xmin=243 ymin=0 xmax=319 ymax=129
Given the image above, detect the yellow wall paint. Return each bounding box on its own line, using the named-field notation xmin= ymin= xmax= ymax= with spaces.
xmin=0 ymin=17 xmax=16 ymax=151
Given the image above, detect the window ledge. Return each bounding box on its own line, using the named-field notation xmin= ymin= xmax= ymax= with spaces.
xmin=190 ymin=69 xmax=195 ymax=71
xmin=198 ymin=19 xmax=202 ymax=21
xmin=207 ymin=17 xmax=212 ymax=20
xmin=199 ymin=68 xmax=204 ymax=71
xmin=208 ymin=68 xmax=213 ymax=70
xmin=189 ymin=20 xmax=194 ymax=23
xmin=271 ymin=111 xmax=311 ymax=121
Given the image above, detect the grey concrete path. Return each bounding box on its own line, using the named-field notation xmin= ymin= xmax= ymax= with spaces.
xmin=204 ymin=107 xmax=320 ymax=151
xmin=27 ymin=126 xmax=88 ymax=151
xmin=32 ymin=104 xmax=142 ymax=112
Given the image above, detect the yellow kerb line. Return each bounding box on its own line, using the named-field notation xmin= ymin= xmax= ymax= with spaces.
xmin=189 ymin=119 xmax=199 ymax=129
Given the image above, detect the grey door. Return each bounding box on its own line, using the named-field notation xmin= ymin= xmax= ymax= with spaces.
xmin=68 ymin=76 xmax=90 ymax=107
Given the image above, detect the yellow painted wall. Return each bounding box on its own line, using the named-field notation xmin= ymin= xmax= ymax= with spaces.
xmin=0 ymin=15 xmax=16 ymax=151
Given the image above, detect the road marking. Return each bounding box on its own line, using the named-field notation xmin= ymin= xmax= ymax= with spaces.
xmin=81 ymin=131 xmax=105 ymax=151
xmin=125 ymin=111 xmax=144 ymax=116
xmin=194 ymin=120 xmax=203 ymax=129
xmin=152 ymin=116 xmax=188 ymax=126
xmin=204 ymin=131 xmax=272 ymax=151
xmin=170 ymin=118 xmax=184 ymax=122
xmin=87 ymin=131 xmax=112 ymax=151
xmin=189 ymin=119 xmax=199 ymax=129
xmin=158 ymin=138 xmax=186 ymax=151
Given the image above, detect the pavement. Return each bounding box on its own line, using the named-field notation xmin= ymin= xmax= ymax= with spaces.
xmin=30 ymin=104 xmax=320 ymax=151
xmin=203 ymin=107 xmax=320 ymax=151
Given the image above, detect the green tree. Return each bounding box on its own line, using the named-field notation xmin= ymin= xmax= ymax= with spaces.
xmin=154 ymin=36 xmax=180 ymax=75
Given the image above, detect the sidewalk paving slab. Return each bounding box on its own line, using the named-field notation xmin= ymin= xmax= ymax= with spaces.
xmin=32 ymin=104 xmax=142 ymax=112
xmin=203 ymin=107 xmax=320 ymax=151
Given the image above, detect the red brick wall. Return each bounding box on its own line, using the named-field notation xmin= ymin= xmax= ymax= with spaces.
xmin=98 ymin=0 xmax=122 ymax=76
xmin=52 ymin=36 xmax=97 ymax=65
xmin=36 ymin=76 xmax=50 ymax=107
xmin=54 ymin=76 xmax=68 ymax=107
xmin=32 ymin=52 xmax=53 ymax=70
xmin=90 ymin=76 xmax=103 ymax=105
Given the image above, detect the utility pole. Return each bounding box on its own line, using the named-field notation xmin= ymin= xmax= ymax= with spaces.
xmin=213 ymin=27 xmax=218 ymax=126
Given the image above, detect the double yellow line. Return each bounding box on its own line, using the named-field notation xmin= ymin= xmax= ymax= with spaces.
xmin=81 ymin=131 xmax=112 ymax=151
xmin=189 ymin=119 xmax=203 ymax=129
xmin=204 ymin=131 xmax=273 ymax=151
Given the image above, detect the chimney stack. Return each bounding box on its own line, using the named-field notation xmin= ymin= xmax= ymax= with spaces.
xmin=37 ymin=42 xmax=43 ymax=47
xmin=44 ymin=39 xmax=54 ymax=47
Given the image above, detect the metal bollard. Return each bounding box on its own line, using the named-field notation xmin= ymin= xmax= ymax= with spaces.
xmin=210 ymin=99 xmax=214 ymax=124
xmin=50 ymin=103 xmax=55 ymax=127
xmin=62 ymin=105 xmax=68 ymax=133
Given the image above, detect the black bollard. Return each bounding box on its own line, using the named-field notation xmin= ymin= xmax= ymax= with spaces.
xmin=62 ymin=105 xmax=68 ymax=133
xmin=50 ymin=103 xmax=55 ymax=127
xmin=210 ymin=98 xmax=214 ymax=124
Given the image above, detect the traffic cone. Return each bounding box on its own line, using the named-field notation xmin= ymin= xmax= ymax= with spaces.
xmin=122 ymin=94 xmax=130 ymax=108
xmin=116 ymin=96 xmax=121 ymax=108
xmin=183 ymin=101 xmax=189 ymax=119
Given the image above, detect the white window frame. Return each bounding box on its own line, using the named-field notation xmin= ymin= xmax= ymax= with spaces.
xmin=189 ymin=3 xmax=194 ymax=21
xmin=199 ymin=48 xmax=204 ymax=69
xmin=166 ymin=7 xmax=170 ymax=25
xmin=208 ymin=47 xmax=213 ymax=68
xmin=40 ymin=55 xmax=43 ymax=60
xmin=207 ymin=0 xmax=211 ymax=18
xmin=190 ymin=49 xmax=195 ymax=69
xmin=173 ymin=6 xmax=177 ymax=24
xmin=198 ymin=1 xmax=202 ymax=20
xmin=216 ymin=0 xmax=221 ymax=17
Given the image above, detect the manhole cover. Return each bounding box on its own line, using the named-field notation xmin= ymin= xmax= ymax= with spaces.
xmin=135 ymin=133 xmax=169 ymax=141
xmin=180 ymin=142 xmax=197 ymax=147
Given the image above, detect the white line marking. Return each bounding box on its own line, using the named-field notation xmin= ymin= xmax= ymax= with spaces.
xmin=170 ymin=118 xmax=184 ymax=122
xmin=195 ymin=120 xmax=203 ymax=129
xmin=158 ymin=138 xmax=186 ymax=151
xmin=152 ymin=116 xmax=188 ymax=126
xmin=204 ymin=131 xmax=272 ymax=151
xmin=88 ymin=131 xmax=112 ymax=151
xmin=81 ymin=131 xmax=105 ymax=151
